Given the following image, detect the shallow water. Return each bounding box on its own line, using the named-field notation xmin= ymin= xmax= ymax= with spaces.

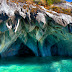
xmin=0 ymin=56 xmax=72 ymax=72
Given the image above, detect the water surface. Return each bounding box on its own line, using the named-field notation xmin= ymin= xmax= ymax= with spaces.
xmin=0 ymin=56 xmax=72 ymax=72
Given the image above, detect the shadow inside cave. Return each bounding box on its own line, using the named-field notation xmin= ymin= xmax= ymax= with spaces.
xmin=15 ymin=43 xmax=36 ymax=57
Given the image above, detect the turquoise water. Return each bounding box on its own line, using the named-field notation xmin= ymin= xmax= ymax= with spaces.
xmin=0 ymin=57 xmax=72 ymax=72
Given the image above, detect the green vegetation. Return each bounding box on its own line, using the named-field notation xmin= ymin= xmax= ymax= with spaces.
xmin=9 ymin=0 xmax=72 ymax=16
xmin=46 ymin=0 xmax=62 ymax=5
xmin=33 ymin=0 xmax=64 ymax=5
xmin=50 ymin=6 xmax=72 ymax=16
xmin=9 ymin=0 xmax=66 ymax=6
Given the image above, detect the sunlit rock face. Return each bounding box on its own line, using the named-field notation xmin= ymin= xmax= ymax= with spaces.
xmin=0 ymin=0 xmax=72 ymax=57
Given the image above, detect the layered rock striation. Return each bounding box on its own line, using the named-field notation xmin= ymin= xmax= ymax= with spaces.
xmin=0 ymin=0 xmax=72 ymax=57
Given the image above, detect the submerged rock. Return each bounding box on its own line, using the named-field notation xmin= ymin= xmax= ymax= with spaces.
xmin=0 ymin=0 xmax=72 ymax=57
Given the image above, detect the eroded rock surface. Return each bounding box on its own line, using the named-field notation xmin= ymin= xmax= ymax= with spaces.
xmin=0 ymin=0 xmax=72 ymax=57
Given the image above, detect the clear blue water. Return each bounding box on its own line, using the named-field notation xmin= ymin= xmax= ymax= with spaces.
xmin=0 ymin=57 xmax=72 ymax=72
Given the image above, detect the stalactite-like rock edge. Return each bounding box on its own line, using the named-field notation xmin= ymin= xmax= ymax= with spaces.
xmin=0 ymin=0 xmax=72 ymax=57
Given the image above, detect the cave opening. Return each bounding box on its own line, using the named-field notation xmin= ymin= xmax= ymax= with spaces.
xmin=16 ymin=43 xmax=35 ymax=57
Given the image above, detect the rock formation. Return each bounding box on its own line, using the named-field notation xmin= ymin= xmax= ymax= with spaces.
xmin=0 ymin=0 xmax=72 ymax=57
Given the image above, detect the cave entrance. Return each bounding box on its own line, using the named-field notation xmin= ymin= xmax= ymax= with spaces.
xmin=16 ymin=43 xmax=35 ymax=57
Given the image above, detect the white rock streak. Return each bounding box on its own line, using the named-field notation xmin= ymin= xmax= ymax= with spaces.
xmin=60 ymin=14 xmax=72 ymax=24
xmin=6 ymin=22 xmax=12 ymax=29
xmin=65 ymin=3 xmax=72 ymax=7
xmin=0 ymin=0 xmax=72 ymax=30
xmin=0 ymin=0 xmax=15 ymax=17
xmin=36 ymin=12 xmax=46 ymax=25
xmin=54 ymin=2 xmax=72 ymax=9
xmin=15 ymin=19 xmax=20 ymax=33
xmin=40 ymin=5 xmax=72 ymax=26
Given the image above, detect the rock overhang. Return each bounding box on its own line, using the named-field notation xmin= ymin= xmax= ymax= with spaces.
xmin=0 ymin=0 xmax=72 ymax=57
